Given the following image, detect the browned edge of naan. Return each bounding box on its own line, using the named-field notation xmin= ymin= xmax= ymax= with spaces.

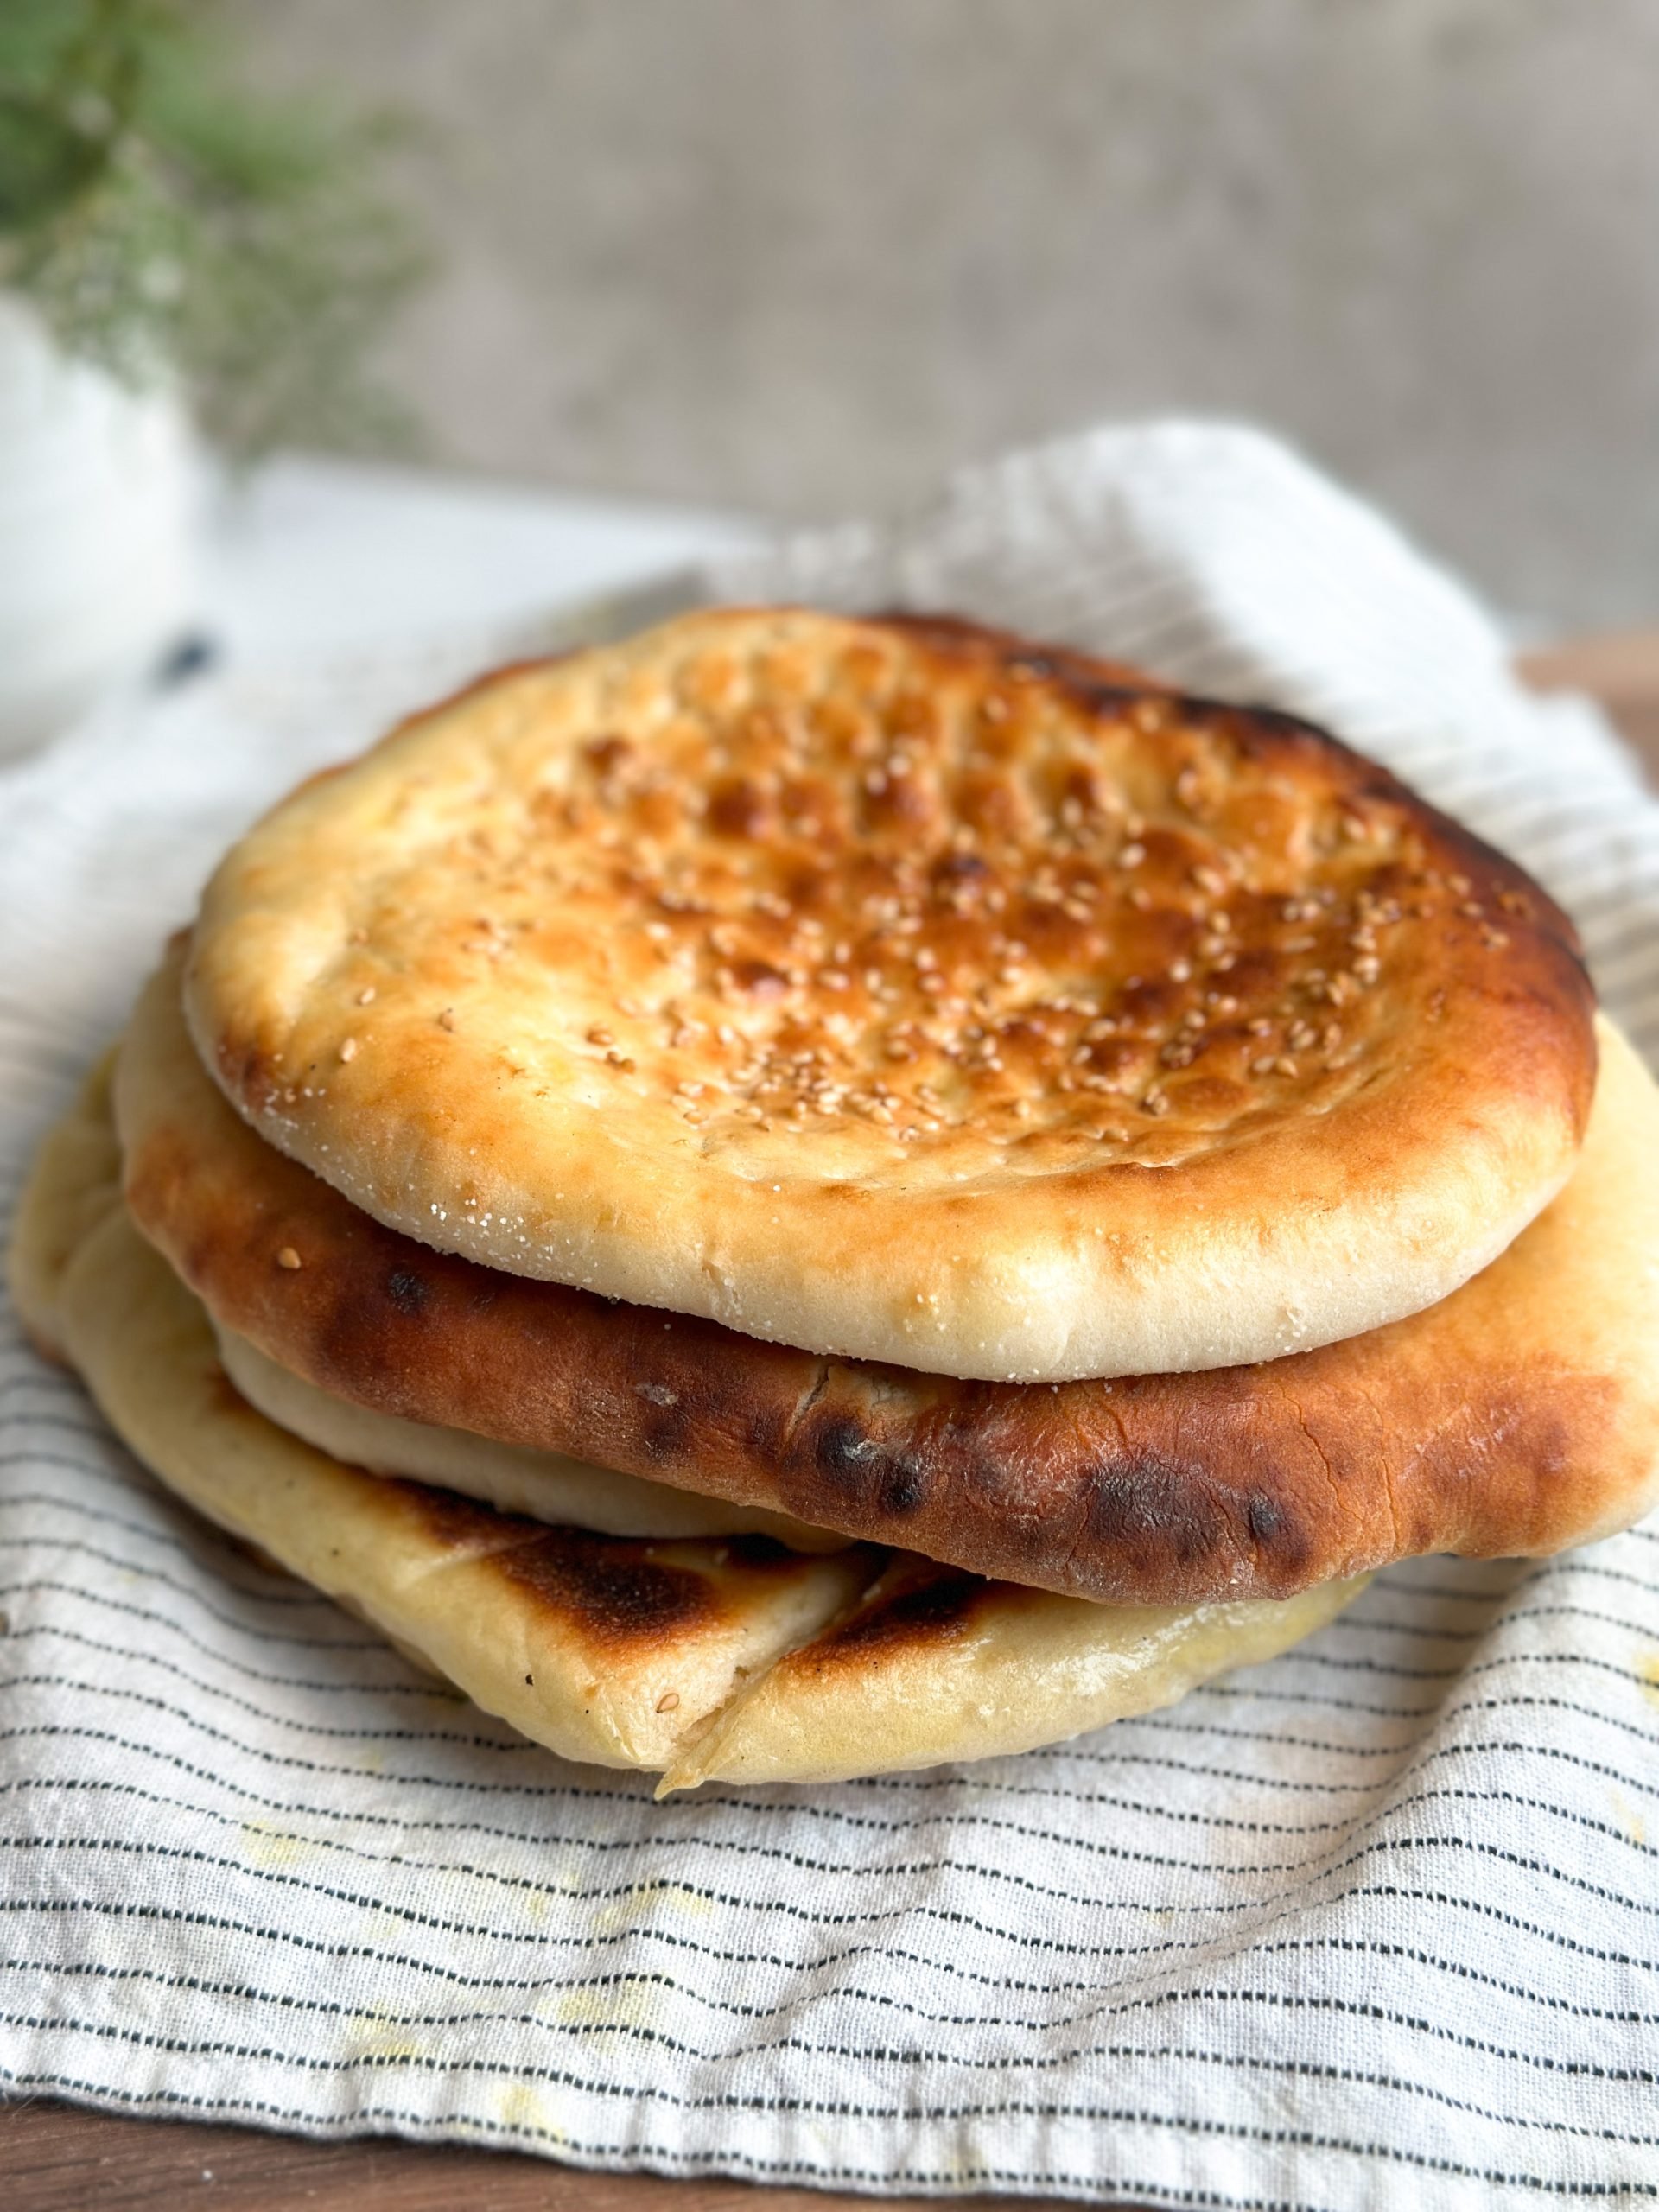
xmin=10 ymin=1052 xmax=1360 ymax=1786
xmin=119 ymin=941 xmax=1659 ymax=1607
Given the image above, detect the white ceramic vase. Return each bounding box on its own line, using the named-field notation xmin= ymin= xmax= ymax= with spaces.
xmin=0 ymin=296 xmax=198 ymax=761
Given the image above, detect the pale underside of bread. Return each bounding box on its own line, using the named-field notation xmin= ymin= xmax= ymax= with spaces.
xmin=182 ymin=608 xmax=1594 ymax=1382
xmin=9 ymin=1061 xmax=1361 ymax=1788
xmin=124 ymin=943 xmax=1659 ymax=1607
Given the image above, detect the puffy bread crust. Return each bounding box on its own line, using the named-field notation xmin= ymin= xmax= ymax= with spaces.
xmin=123 ymin=945 xmax=1659 ymax=1606
xmin=212 ymin=1318 xmax=848 ymax=1551
xmin=183 ymin=609 xmax=1594 ymax=1381
xmin=671 ymin=1555 xmax=1358 ymax=1792
xmin=10 ymin=1065 xmax=1360 ymax=1787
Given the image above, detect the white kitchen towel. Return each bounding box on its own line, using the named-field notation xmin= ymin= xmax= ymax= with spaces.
xmin=2 ymin=421 xmax=1656 ymax=2210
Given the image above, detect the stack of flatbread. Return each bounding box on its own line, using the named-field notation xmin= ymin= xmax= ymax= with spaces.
xmin=12 ymin=609 xmax=1659 ymax=1793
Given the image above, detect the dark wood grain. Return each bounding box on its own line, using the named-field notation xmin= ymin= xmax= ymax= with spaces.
xmin=3 ymin=633 xmax=1651 ymax=2212
xmin=0 ymin=2098 xmax=1023 ymax=2210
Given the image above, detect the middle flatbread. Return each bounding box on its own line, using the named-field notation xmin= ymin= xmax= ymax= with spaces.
xmin=119 ymin=940 xmax=1659 ymax=1610
xmin=212 ymin=1318 xmax=847 ymax=1550
xmin=11 ymin=1056 xmax=1361 ymax=1790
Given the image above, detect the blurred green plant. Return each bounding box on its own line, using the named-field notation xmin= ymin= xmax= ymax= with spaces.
xmin=0 ymin=0 xmax=429 ymax=458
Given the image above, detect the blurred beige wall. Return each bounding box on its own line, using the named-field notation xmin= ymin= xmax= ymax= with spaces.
xmin=241 ymin=0 xmax=1659 ymax=627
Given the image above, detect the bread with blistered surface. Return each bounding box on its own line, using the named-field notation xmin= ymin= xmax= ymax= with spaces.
xmin=120 ymin=942 xmax=1659 ymax=1608
xmin=210 ymin=1317 xmax=847 ymax=1550
xmin=182 ymin=609 xmax=1595 ymax=1382
xmin=10 ymin=1057 xmax=1359 ymax=1788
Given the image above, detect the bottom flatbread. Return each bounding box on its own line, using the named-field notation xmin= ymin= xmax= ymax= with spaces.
xmin=9 ymin=1057 xmax=1362 ymax=1789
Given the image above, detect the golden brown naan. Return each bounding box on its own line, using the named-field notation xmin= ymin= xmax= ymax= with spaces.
xmin=122 ymin=943 xmax=1659 ymax=1607
xmin=210 ymin=1319 xmax=847 ymax=1550
xmin=9 ymin=1061 xmax=1360 ymax=1787
xmin=182 ymin=610 xmax=1593 ymax=1382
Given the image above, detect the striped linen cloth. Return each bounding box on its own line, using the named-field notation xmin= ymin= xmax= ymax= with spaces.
xmin=3 ymin=422 xmax=1656 ymax=2209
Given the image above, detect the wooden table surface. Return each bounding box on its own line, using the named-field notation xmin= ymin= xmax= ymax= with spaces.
xmin=4 ymin=632 xmax=1656 ymax=2210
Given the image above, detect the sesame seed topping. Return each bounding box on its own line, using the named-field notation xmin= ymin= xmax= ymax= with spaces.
xmin=278 ymin=634 xmax=1556 ymax=1179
